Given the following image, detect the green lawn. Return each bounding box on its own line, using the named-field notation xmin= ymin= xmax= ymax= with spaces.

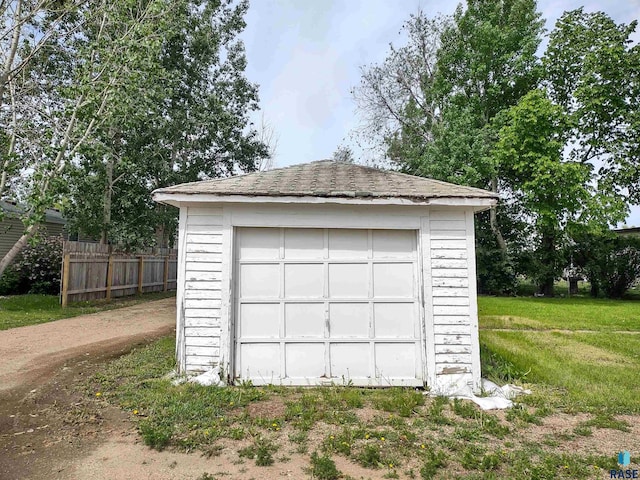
xmin=478 ymin=296 xmax=640 ymax=414
xmin=0 ymin=292 xmax=175 ymax=330
xmin=479 ymin=295 xmax=640 ymax=331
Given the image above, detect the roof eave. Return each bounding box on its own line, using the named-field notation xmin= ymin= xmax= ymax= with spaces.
xmin=152 ymin=192 xmax=497 ymax=210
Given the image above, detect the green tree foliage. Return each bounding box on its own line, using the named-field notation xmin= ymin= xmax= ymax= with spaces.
xmin=544 ymin=9 xmax=640 ymax=203
xmin=354 ymin=0 xmax=545 ymax=294
xmin=573 ymin=233 xmax=640 ymax=299
xmin=0 ymin=0 xmax=267 ymax=267
xmin=491 ymin=89 xmax=595 ymax=294
xmin=63 ymin=0 xmax=267 ymax=248
xmin=355 ymin=2 xmax=639 ymax=296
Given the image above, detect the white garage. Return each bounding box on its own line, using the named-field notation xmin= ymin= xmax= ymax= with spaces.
xmin=153 ymin=160 xmax=497 ymax=392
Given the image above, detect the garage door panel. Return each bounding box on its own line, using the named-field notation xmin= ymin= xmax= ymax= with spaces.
xmin=286 ymin=343 xmax=325 ymax=378
xmin=373 ymin=263 xmax=414 ymax=297
xmin=240 ymin=303 xmax=279 ymax=338
xmin=285 ymin=303 xmax=324 ymax=338
xmin=374 ymin=303 xmax=415 ymax=338
xmin=375 ymin=343 xmax=417 ymax=379
xmin=237 ymin=227 xmax=279 ymax=259
xmin=240 ymin=344 xmax=280 ymax=379
xmin=284 ymin=228 xmax=324 ymax=259
xmin=328 ymin=229 xmax=368 ymax=258
xmin=329 ymin=303 xmax=369 ymax=338
xmin=236 ymin=227 xmax=422 ymax=386
xmin=329 ymin=263 xmax=368 ymax=298
xmin=284 ymin=263 xmax=324 ymax=297
xmin=372 ymin=230 xmax=414 ymax=258
xmin=331 ymin=343 xmax=370 ymax=379
xmin=240 ymin=264 xmax=279 ymax=298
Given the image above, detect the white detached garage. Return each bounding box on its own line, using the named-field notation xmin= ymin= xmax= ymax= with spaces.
xmin=153 ymin=161 xmax=497 ymax=392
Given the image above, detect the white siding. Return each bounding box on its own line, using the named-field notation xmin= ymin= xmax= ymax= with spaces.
xmin=174 ymin=202 xmax=482 ymax=392
xmin=427 ymin=210 xmax=479 ymax=390
xmin=179 ymin=206 xmax=224 ymax=372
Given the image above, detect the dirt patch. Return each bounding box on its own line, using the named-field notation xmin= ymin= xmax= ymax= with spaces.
xmin=510 ymin=412 xmax=640 ymax=457
xmin=246 ymin=398 xmax=287 ymax=419
xmin=0 ymin=340 xmax=161 ymax=480
xmin=0 ymin=298 xmax=175 ymax=480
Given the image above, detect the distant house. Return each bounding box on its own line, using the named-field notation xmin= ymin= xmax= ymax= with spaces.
xmin=0 ymin=201 xmax=68 ymax=259
xmin=613 ymin=226 xmax=640 ymax=237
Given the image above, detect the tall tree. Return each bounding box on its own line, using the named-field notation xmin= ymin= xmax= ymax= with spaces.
xmin=0 ymin=1 xmax=119 ymax=275
xmin=544 ymin=9 xmax=640 ymax=205
xmin=354 ymin=0 xmax=545 ymax=294
xmin=491 ymin=89 xmax=609 ymax=295
xmin=63 ymin=0 xmax=269 ymax=248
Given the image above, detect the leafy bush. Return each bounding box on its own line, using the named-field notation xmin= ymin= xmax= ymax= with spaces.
xmin=0 ymin=264 xmax=27 ymax=295
xmin=12 ymin=236 xmax=63 ymax=295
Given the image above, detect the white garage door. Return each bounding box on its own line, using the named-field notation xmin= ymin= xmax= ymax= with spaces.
xmin=234 ymin=227 xmax=423 ymax=386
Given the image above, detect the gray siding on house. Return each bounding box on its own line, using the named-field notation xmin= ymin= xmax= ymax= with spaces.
xmin=0 ymin=215 xmax=66 ymax=260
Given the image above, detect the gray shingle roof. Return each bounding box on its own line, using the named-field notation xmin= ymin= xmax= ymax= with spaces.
xmin=153 ymin=160 xmax=497 ymax=201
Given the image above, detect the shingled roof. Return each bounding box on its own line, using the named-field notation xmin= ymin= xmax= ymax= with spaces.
xmin=153 ymin=160 xmax=497 ymax=201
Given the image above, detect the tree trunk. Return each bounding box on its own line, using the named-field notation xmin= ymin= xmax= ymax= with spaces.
xmin=155 ymin=224 xmax=166 ymax=248
xmin=569 ymin=278 xmax=579 ymax=295
xmin=489 ymin=177 xmax=507 ymax=251
xmin=539 ymin=232 xmax=556 ymax=297
xmin=0 ymin=223 xmax=38 ymax=278
xmin=100 ymin=154 xmax=113 ymax=244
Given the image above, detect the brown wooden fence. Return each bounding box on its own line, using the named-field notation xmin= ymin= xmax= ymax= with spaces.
xmin=60 ymin=241 xmax=178 ymax=306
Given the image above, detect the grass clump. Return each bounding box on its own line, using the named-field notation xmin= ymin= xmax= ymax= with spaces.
xmin=579 ymin=414 xmax=629 ymax=432
xmin=309 ymin=451 xmax=341 ymax=480
xmin=238 ymin=438 xmax=276 ymax=466
xmin=419 ymin=448 xmax=446 ymax=479
xmin=356 ymin=444 xmax=384 ymax=469
xmin=425 ymin=397 xmax=452 ymax=426
xmin=371 ymin=389 xmax=425 ymax=417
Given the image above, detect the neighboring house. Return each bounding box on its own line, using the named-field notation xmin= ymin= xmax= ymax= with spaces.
xmin=0 ymin=201 xmax=67 ymax=259
xmin=153 ymin=160 xmax=497 ymax=392
xmin=613 ymin=226 xmax=640 ymax=237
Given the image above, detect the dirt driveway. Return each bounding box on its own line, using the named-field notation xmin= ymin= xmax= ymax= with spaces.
xmin=0 ymin=298 xmax=176 ymax=480
xmin=0 ymin=297 xmax=175 ymax=393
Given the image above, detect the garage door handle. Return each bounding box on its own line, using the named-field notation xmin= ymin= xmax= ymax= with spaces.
xmin=325 ymin=312 xmax=330 ymax=336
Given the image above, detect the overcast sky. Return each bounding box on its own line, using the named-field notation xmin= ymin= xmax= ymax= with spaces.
xmin=241 ymin=0 xmax=640 ymax=226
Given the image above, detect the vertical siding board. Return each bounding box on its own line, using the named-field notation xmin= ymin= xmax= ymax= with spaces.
xmin=219 ymin=207 xmax=233 ymax=381
xmin=465 ymin=209 xmax=482 ymax=391
xmin=175 ymin=207 xmax=188 ymax=373
xmin=420 ymin=214 xmax=437 ymax=387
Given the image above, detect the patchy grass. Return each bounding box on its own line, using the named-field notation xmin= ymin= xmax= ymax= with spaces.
xmin=0 ymin=292 xmax=175 ymax=330
xmin=90 ymin=336 xmax=637 ymax=479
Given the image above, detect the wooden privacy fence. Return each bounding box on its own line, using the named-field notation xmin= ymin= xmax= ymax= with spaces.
xmin=60 ymin=241 xmax=178 ymax=306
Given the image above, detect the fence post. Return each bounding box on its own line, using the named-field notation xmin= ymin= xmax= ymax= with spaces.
xmin=61 ymin=253 xmax=70 ymax=307
xmin=163 ymin=256 xmax=169 ymax=291
xmin=137 ymin=256 xmax=144 ymax=294
xmin=106 ymin=255 xmax=114 ymax=301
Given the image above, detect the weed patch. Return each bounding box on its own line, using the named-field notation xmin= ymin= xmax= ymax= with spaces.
xmin=309 ymin=452 xmax=341 ymax=480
